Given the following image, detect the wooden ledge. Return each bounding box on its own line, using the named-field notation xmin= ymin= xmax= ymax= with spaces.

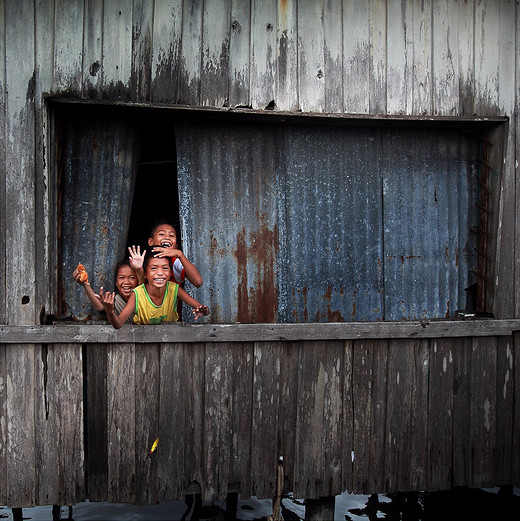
xmin=1 ymin=319 xmax=520 ymax=344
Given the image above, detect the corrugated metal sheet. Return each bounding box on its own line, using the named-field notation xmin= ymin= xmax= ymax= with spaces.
xmin=177 ymin=120 xmax=278 ymax=323
xmin=176 ymin=120 xmax=479 ymax=323
xmin=60 ymin=110 xmax=141 ymax=319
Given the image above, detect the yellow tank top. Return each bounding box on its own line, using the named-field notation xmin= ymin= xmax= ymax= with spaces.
xmin=133 ymin=281 xmax=179 ymax=324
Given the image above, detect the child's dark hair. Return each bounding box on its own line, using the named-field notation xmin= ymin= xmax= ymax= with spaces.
xmin=113 ymin=258 xmax=135 ymax=292
xmin=143 ymin=250 xmax=171 ymax=271
xmin=149 ymin=219 xmax=178 ymax=238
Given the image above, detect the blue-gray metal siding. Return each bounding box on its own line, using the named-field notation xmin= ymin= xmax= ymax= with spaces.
xmin=60 ymin=110 xmax=140 ymax=319
xmin=176 ymin=120 xmax=479 ymax=323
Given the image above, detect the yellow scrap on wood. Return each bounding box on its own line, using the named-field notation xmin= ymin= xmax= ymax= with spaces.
xmin=150 ymin=437 xmax=159 ymax=454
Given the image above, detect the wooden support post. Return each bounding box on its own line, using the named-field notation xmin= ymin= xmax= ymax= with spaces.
xmin=305 ymin=496 xmax=335 ymax=520
xmin=225 ymin=492 xmax=238 ymax=520
xmin=12 ymin=508 xmax=23 ymax=521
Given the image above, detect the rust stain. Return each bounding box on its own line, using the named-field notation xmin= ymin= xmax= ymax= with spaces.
xmin=233 ymin=216 xmax=278 ymax=323
xmin=445 ymin=301 xmax=450 ymax=318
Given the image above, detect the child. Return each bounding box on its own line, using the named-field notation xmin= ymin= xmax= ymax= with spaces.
xmin=135 ymin=220 xmax=203 ymax=288
xmin=99 ymin=255 xmax=209 ymax=329
xmin=72 ymin=246 xmax=143 ymax=322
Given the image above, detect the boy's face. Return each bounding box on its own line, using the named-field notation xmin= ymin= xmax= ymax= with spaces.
xmin=145 ymin=257 xmax=171 ymax=288
xmin=148 ymin=224 xmax=177 ymax=248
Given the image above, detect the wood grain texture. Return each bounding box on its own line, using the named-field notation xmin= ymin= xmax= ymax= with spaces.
xmin=85 ymin=344 xmax=108 ymax=501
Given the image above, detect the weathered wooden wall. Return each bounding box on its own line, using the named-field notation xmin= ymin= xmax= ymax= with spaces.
xmin=1 ymin=322 xmax=519 ymax=508
xmin=0 ymin=0 xmax=519 ymax=325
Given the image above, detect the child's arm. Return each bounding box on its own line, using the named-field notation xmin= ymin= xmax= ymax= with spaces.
xmin=177 ymin=286 xmax=209 ymax=320
xmin=99 ymin=288 xmax=136 ymax=329
xmin=72 ymin=268 xmax=104 ymax=311
xmin=128 ymin=245 xmax=146 ymax=285
xmin=152 ymin=246 xmax=203 ymax=287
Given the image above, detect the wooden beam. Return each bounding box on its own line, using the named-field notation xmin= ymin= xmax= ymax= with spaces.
xmin=1 ymin=319 xmax=520 ymax=344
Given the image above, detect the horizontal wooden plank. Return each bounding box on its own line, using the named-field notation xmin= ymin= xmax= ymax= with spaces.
xmin=1 ymin=319 xmax=520 ymax=344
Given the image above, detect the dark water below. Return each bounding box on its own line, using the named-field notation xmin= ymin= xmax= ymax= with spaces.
xmin=1 ymin=487 xmax=518 ymax=521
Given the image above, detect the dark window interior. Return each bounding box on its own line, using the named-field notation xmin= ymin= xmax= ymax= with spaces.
xmin=126 ymin=114 xmax=179 ymax=251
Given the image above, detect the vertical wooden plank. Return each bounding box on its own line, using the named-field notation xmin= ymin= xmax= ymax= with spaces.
xmin=250 ymin=0 xmax=276 ymax=109
xmin=86 ymin=344 xmax=108 ymax=501
xmin=5 ymin=0 xmax=36 ymax=325
xmin=411 ymin=0 xmax=432 ymax=115
xmin=275 ymin=0 xmax=297 ymax=112
xmin=408 ymin=338 xmax=429 ymax=491
xmin=150 ymin=0 xmax=183 ymax=104
xmin=53 ymin=0 xmax=83 ymax=94
xmin=341 ymin=340 xmax=354 ymax=493
xmin=516 ymin=0 xmax=520 ymax=321
xmin=0 ymin=344 xmax=7 ymax=503
xmin=82 ymin=0 xmax=104 ymax=98
xmin=293 ymin=340 xmax=343 ymax=499
xmin=6 ymin=344 xmax=36 ymax=508
xmin=228 ymin=0 xmax=250 ymax=108
xmin=494 ymin=0 xmax=516 ymax=320
xmin=342 ymin=0 xmax=369 ymax=114
xmin=277 ymin=341 xmax=300 ymax=496
xmin=452 ymin=337 xmax=472 ymax=487
xmin=135 ymin=344 xmax=160 ymax=505
xmin=130 ymin=0 xmax=154 ymax=102
xmin=204 ymin=342 xmax=234 ymax=500
xmin=432 ymin=0 xmax=459 ymax=115
xmin=35 ymin=0 xmax=56 ymax=323
xmin=494 ymin=336 xmax=514 ymax=485
xmin=297 ymin=0 xmax=325 ymax=113
xmin=457 ymin=0 xmax=474 ymax=114
xmin=177 ymin=0 xmax=203 ymax=105
xmin=323 ymin=0 xmax=343 ymax=113
xmin=386 ymin=0 xmax=409 ymax=115
xmin=469 ymin=336 xmax=497 ymax=487
xmin=182 ymin=342 xmax=206 ymax=497
xmin=386 ymin=338 xmax=429 ymax=493
xmin=474 ymin=0 xmax=500 ymax=115
xmin=0 ymin=0 xmax=6 ymax=323
xmin=427 ymin=338 xmax=454 ymax=490
xmin=351 ymin=339 xmax=388 ymax=494
xmin=228 ymin=342 xmax=253 ymax=498
xmin=200 ymin=0 xmax=230 ymax=107
xmin=251 ymin=341 xmax=282 ymax=499
xmin=157 ymin=343 xmax=188 ymax=501
xmin=368 ymin=0 xmax=386 ymax=114
xmin=513 ymin=332 xmax=520 ymax=485
xmin=102 ymin=0 xmax=133 ymax=100
xmin=52 ymin=345 xmax=84 ymax=505
xmin=107 ymin=343 xmax=136 ymax=503
xmin=35 ymin=346 xmax=59 ymax=505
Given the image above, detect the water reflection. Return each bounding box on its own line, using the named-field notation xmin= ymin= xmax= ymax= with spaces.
xmin=1 ymin=486 xmax=518 ymax=520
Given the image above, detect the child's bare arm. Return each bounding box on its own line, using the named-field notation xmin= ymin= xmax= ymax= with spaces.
xmin=152 ymin=247 xmax=203 ymax=287
xmin=99 ymin=288 xmax=135 ymax=329
xmin=73 ymin=268 xmax=104 ymax=311
xmin=177 ymin=286 xmax=209 ymax=320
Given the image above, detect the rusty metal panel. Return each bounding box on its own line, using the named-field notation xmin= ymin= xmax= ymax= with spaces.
xmin=276 ymin=124 xmax=384 ymax=322
xmin=177 ymin=120 xmax=278 ymax=323
xmin=59 ymin=109 xmax=140 ymax=319
xmin=382 ymin=128 xmax=479 ymax=320
xmin=177 ymin=120 xmax=479 ymax=323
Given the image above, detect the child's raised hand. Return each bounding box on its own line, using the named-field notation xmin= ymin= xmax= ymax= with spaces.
xmin=98 ymin=287 xmax=115 ymax=313
xmin=128 ymin=245 xmax=146 ymax=270
xmin=192 ymin=305 xmax=209 ymax=320
xmin=152 ymin=245 xmax=181 ymax=259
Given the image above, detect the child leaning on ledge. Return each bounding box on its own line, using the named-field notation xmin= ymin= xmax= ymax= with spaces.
xmin=99 ymin=254 xmax=209 ymax=329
